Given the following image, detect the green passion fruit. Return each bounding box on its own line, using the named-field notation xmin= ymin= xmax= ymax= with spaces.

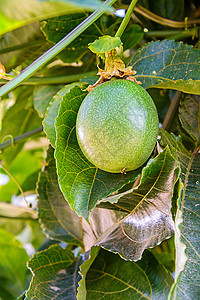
xmin=76 ymin=79 xmax=159 ymax=173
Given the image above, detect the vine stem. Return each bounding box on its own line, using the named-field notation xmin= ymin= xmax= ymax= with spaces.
xmin=134 ymin=5 xmax=200 ymax=28
xmin=0 ymin=126 xmax=43 ymax=150
xmin=115 ymin=0 xmax=139 ymax=38
xmin=0 ymin=0 xmax=117 ymax=98
xmin=0 ymin=163 xmax=26 ymax=204
xmin=0 ymin=71 xmax=97 ymax=86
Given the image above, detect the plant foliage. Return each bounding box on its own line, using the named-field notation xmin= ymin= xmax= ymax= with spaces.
xmin=0 ymin=0 xmax=199 ymax=299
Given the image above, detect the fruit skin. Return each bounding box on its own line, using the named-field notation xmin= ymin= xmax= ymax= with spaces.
xmin=76 ymin=79 xmax=159 ymax=173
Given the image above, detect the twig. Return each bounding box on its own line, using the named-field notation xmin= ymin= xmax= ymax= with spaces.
xmin=135 ymin=5 xmax=200 ymax=28
xmin=162 ymin=91 xmax=182 ymax=130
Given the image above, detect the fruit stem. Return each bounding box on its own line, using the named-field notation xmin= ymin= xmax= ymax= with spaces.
xmin=115 ymin=0 xmax=139 ymax=38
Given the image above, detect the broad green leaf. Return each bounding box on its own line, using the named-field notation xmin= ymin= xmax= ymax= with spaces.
xmin=0 ymin=284 xmax=16 ymax=300
xmin=0 ymin=11 xmax=18 ymax=32
xmin=121 ymin=24 xmax=144 ymax=50
xmin=37 ymin=146 xmax=83 ymax=246
xmin=0 ymin=22 xmax=51 ymax=72
xmin=96 ymin=147 xmax=180 ymax=261
xmin=0 ymin=0 xmax=112 ymax=35
xmin=43 ymin=83 xmax=84 ymax=147
xmin=0 ymin=228 xmax=29 ymax=299
xmin=84 ymin=248 xmax=173 ymax=299
xmin=37 ymin=145 xmax=117 ymax=249
xmin=42 ymin=13 xmax=118 ymax=63
xmin=159 ymin=130 xmax=200 ymax=299
xmin=88 ymin=36 xmax=121 ymax=56
xmin=25 ymin=245 xmax=80 ymax=299
xmin=33 ymin=84 xmax=63 ymax=117
xmin=55 ymin=85 xmax=142 ymax=220
xmin=129 ymin=40 xmax=200 ymax=94
xmin=0 ymin=87 xmax=42 ymax=163
xmin=178 ymin=93 xmax=200 ymax=146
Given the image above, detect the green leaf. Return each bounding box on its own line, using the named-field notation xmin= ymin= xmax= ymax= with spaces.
xmin=37 ymin=146 xmax=83 ymax=246
xmin=33 ymin=84 xmax=63 ymax=117
xmin=0 ymin=0 xmax=112 ymax=35
xmin=55 ymin=85 xmax=142 ymax=220
xmin=88 ymin=36 xmax=121 ymax=56
xmin=159 ymin=130 xmax=200 ymax=299
xmin=43 ymin=83 xmax=84 ymax=147
xmin=77 ymin=247 xmax=100 ymax=300
xmin=0 ymin=11 xmax=18 ymax=32
xmin=83 ymin=248 xmax=173 ymax=299
xmin=25 ymin=244 xmax=82 ymax=299
xmin=41 ymin=13 xmax=118 ymax=63
xmin=178 ymin=93 xmax=200 ymax=146
xmin=0 ymin=87 xmax=42 ymax=163
xmin=41 ymin=13 xmax=98 ymax=63
xmin=129 ymin=40 xmax=200 ymax=94
xmin=0 ymin=22 xmax=51 ymax=72
xmin=0 ymin=228 xmax=29 ymax=299
xmin=121 ymin=24 xmax=144 ymax=50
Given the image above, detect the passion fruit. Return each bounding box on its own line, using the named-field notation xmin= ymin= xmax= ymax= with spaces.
xmin=76 ymin=79 xmax=159 ymax=173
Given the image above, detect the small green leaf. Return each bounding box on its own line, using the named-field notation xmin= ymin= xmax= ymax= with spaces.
xmin=43 ymin=83 xmax=84 ymax=147
xmin=25 ymin=244 xmax=81 ymax=300
xmin=96 ymin=147 xmax=180 ymax=261
xmin=129 ymin=40 xmax=200 ymax=94
xmin=84 ymin=248 xmax=173 ymax=299
xmin=37 ymin=146 xmax=83 ymax=246
xmin=179 ymin=93 xmax=200 ymax=145
xmin=88 ymin=36 xmax=121 ymax=56
xmin=160 ymin=129 xmax=200 ymax=299
xmin=55 ymin=85 xmax=142 ymax=220
xmin=0 ymin=228 xmax=29 ymax=299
